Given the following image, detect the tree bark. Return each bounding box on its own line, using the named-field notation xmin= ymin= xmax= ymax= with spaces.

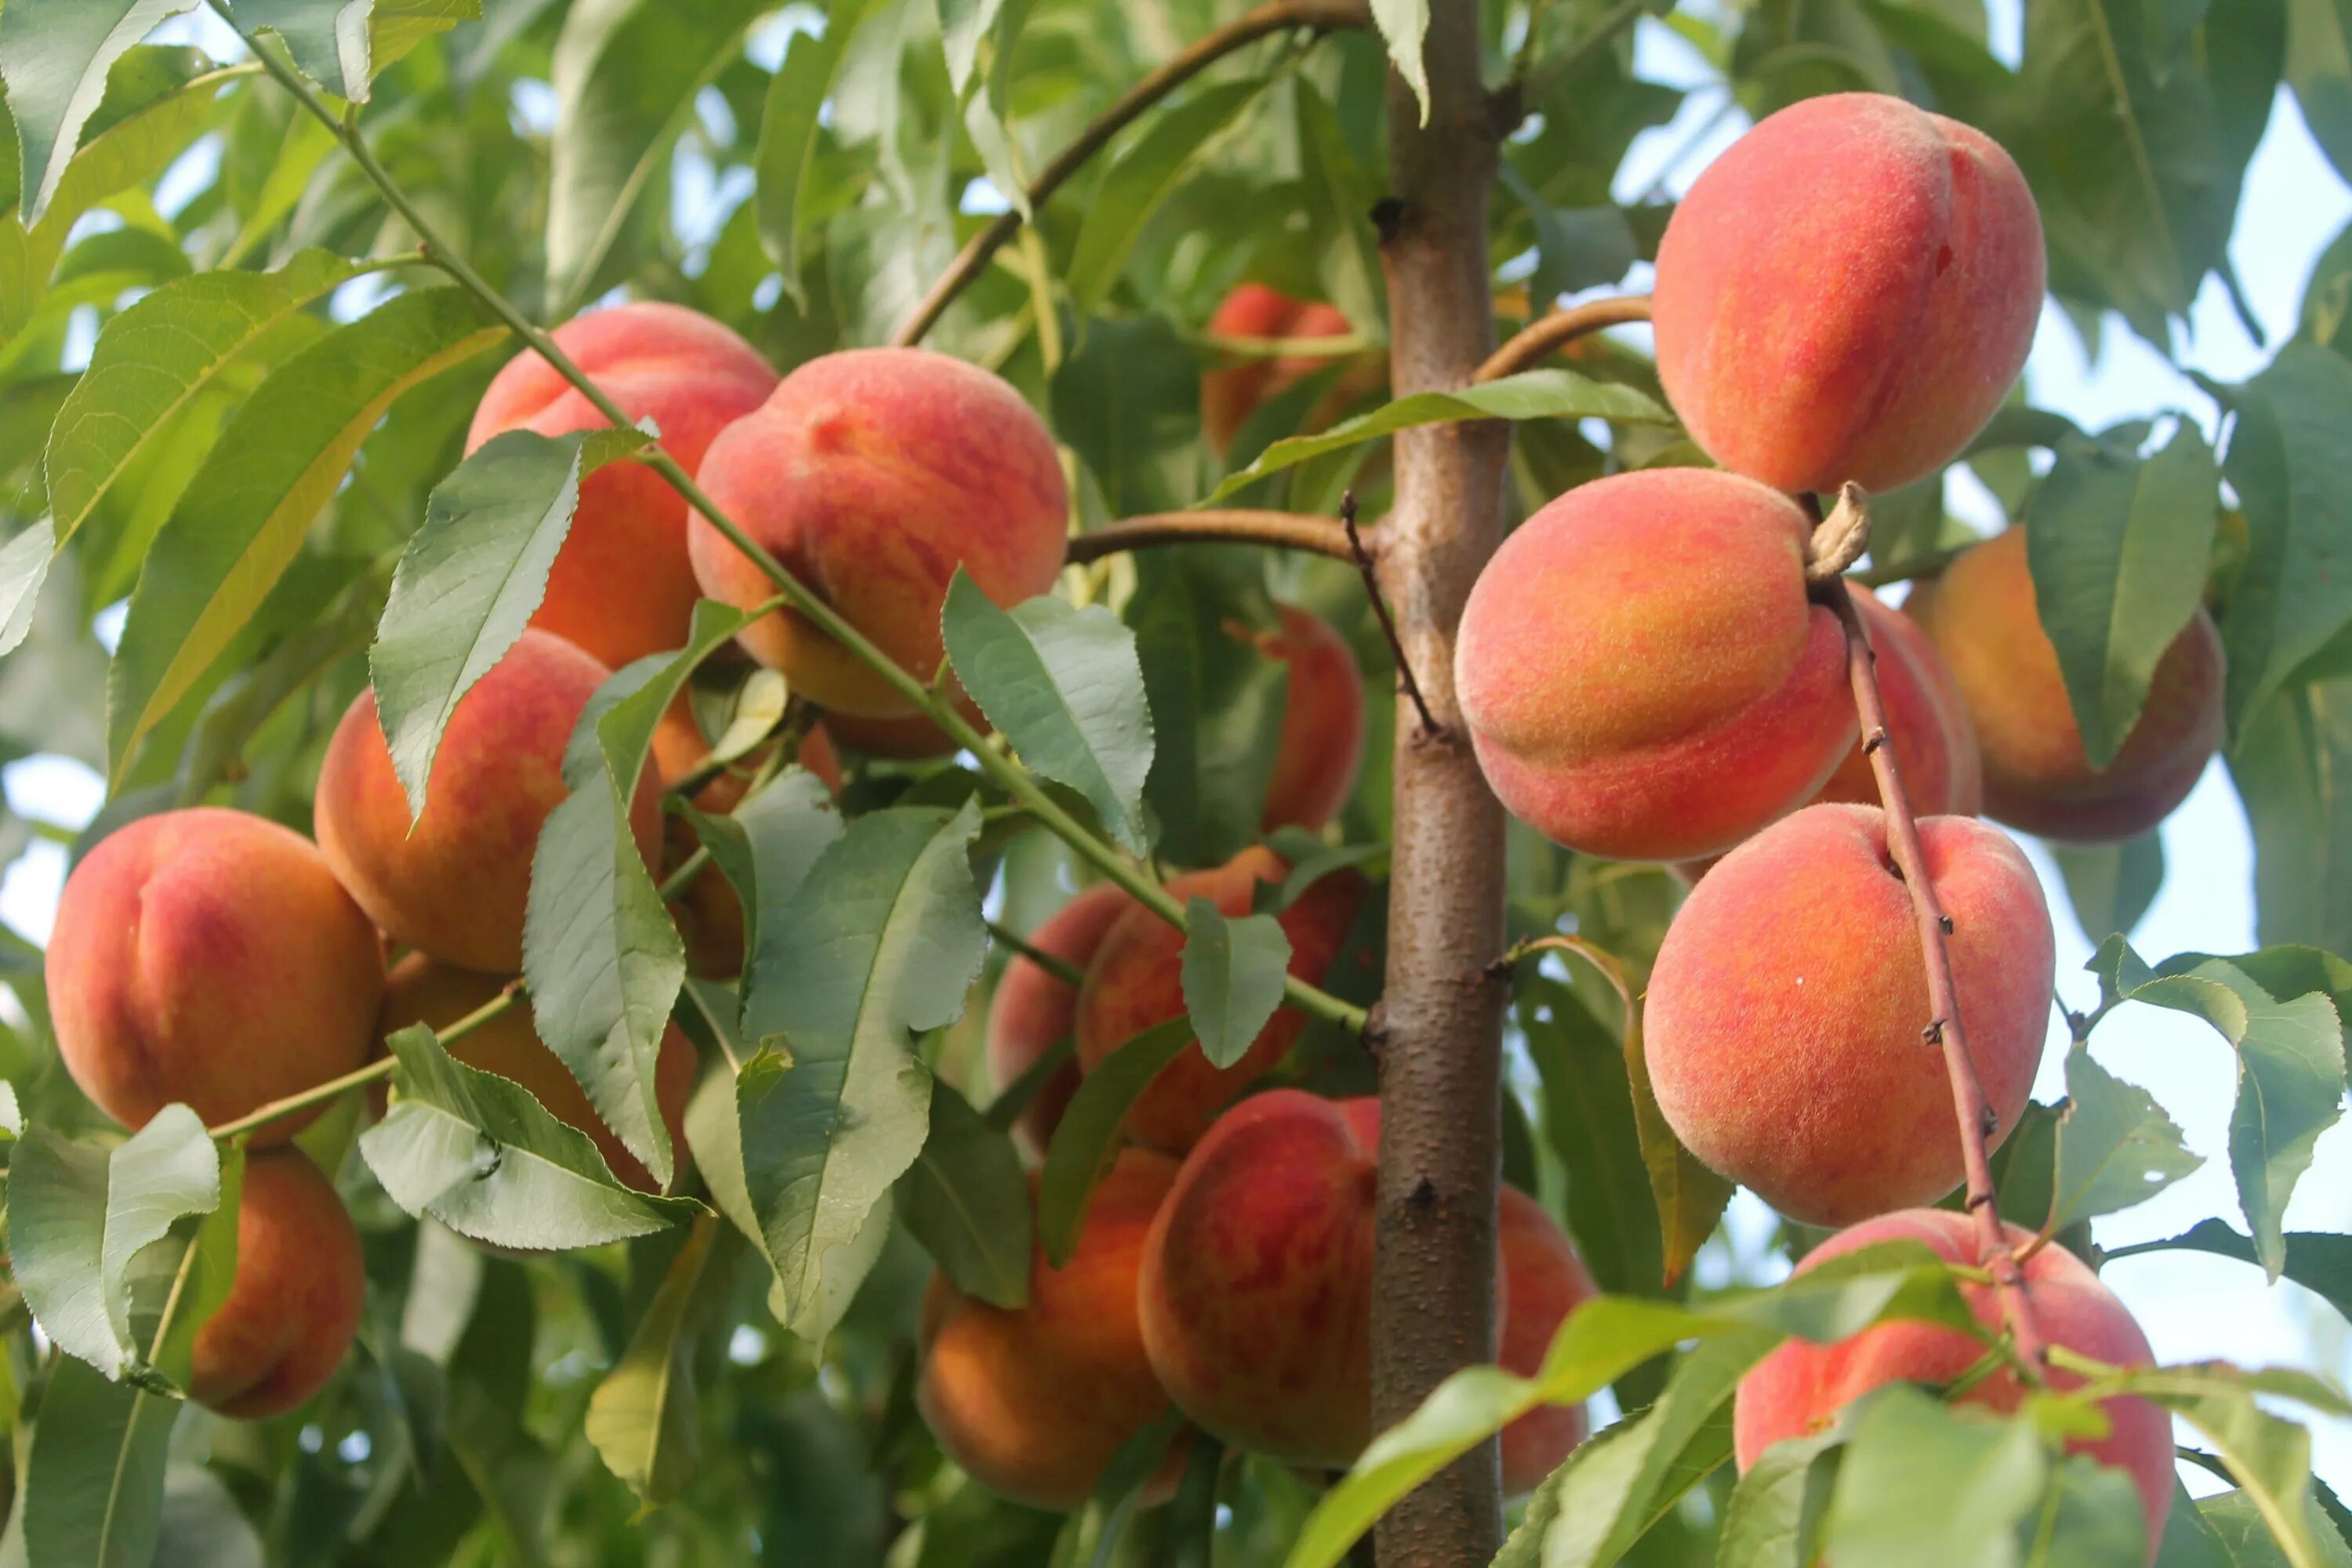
xmin=1370 ymin=5 xmax=1511 ymax=1563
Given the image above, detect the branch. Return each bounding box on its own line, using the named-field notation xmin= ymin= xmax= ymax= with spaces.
xmin=1342 ymin=491 xmax=1440 ymax=739
xmin=1474 ymin=293 xmax=1651 ymax=383
xmin=1064 ymin=510 xmax=1356 ymax=563
xmin=888 ymin=0 xmax=1373 ymax=347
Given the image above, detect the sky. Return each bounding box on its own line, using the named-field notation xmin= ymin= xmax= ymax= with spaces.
xmin=2 ymin=0 xmax=2347 ymax=1502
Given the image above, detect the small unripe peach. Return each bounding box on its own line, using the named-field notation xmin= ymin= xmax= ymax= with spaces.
xmin=1455 ymin=469 xmax=1854 ymax=861
xmin=1905 ymin=528 xmax=2223 ymax=840
xmin=189 ymin=1149 xmax=365 ymax=1419
xmin=985 ymin=883 xmax=1134 ymax=1160
xmin=46 ymin=808 xmax=382 ymax=1143
xmin=1251 ymin=604 xmax=1367 ymax=833
xmin=1653 ymin=93 xmax=2045 ymax=495
xmin=1646 ymin=804 xmax=2053 ymax=1226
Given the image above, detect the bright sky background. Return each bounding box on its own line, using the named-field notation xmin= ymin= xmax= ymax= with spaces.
xmin=1 ymin=0 xmax=2345 ymax=1501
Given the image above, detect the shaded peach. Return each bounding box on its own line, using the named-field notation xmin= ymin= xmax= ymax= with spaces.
xmin=687 ymin=347 xmax=1069 ymax=717
xmin=985 ymin=882 xmax=1134 ymax=1160
xmin=1736 ymin=1209 xmax=2172 ymax=1555
xmin=1653 ymin=93 xmax=2045 ymax=495
xmin=379 ymin=954 xmax=695 ymax=1194
xmin=1247 ymin=604 xmax=1367 ymax=833
xmin=314 ymin=630 xmax=660 ymax=975
xmin=1073 ymin=849 xmax=1367 ymax=1153
xmin=1816 ymin=591 xmax=1982 ymax=816
xmin=820 ymin=705 xmax=963 ymax=760
xmin=46 ymin=808 xmax=382 ymax=1143
xmin=1497 ymin=1185 xmax=1599 ymax=1496
xmin=1645 ymin=804 xmax=2053 ymax=1226
xmin=1201 ymin=285 xmax=1359 ymax=454
xmin=467 ymin=301 xmax=778 ymax=670
xmin=189 ymin=1149 xmax=365 ymax=1419
xmin=1904 ymin=528 xmax=2223 ymax=840
xmin=1454 ymin=469 xmax=1855 ymax=861
xmin=918 ymin=1149 xmax=1186 ymax=1510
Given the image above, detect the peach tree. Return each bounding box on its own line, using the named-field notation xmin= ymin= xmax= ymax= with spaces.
xmin=0 ymin=0 xmax=2343 ymax=1564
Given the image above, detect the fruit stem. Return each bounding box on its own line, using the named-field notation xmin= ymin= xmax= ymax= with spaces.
xmin=220 ymin=7 xmax=1367 ymax=1038
xmin=1473 ymin=293 xmax=1652 ymax=383
xmin=887 ymin=0 xmax=1375 ymax=348
xmin=1062 ymin=511 xmax=1358 ymax=564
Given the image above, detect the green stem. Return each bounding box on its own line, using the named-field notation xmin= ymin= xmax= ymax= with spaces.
xmin=206 ymin=982 xmax=520 ymax=1142
xmin=223 ymin=8 xmax=1365 ymax=1036
xmin=658 ymin=846 xmax=713 ymax=902
xmin=986 ymin=919 xmax=1089 ymax=988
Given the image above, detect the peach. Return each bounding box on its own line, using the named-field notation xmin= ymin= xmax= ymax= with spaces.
xmin=188 ymin=1148 xmax=365 ymax=1419
xmin=918 ymin=1149 xmax=1185 ymax=1510
xmin=1736 ymin=1209 xmax=2172 ymax=1555
xmin=1250 ymin=604 xmax=1367 ymax=833
xmin=985 ymin=882 xmax=1134 ymax=1160
xmin=687 ymin=348 xmax=1069 ymax=718
xmin=46 ymin=808 xmax=382 ymax=1143
xmin=379 ymin=954 xmax=695 ymax=1193
xmin=820 ymin=705 xmax=963 ymax=760
xmin=1816 ymin=591 xmax=1982 ymax=817
xmin=1073 ymin=848 xmax=1366 ymax=1153
xmin=1202 ymin=285 xmax=1357 ymax=453
xmin=1138 ymin=1093 xmax=1591 ymax=1474
xmin=1904 ymin=528 xmax=2223 ymax=840
xmin=1652 ymin=93 xmax=2045 ymax=495
xmin=1454 ymin=469 xmax=1856 ymax=861
xmin=467 ymin=301 xmax=778 ymax=670
xmin=315 ymin=630 xmax=661 ymax=975
xmin=1645 ymin=803 xmax=2054 ymax=1226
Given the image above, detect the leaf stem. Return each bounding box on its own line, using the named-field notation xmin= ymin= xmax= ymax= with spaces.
xmin=1475 ymin=294 xmax=1651 ymax=383
xmin=205 ymin=981 xmax=520 ymax=1142
xmin=986 ymin=919 xmax=1089 ymax=988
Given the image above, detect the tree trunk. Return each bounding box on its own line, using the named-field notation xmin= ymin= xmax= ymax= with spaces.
xmin=1370 ymin=5 xmax=1511 ymax=1563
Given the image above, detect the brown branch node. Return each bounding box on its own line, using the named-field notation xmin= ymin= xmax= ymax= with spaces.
xmin=1342 ymin=491 xmax=1445 ymax=742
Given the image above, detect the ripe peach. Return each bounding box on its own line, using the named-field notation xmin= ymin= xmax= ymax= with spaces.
xmin=1816 ymin=591 xmax=1982 ymax=817
xmin=1201 ymin=285 xmax=1357 ymax=454
xmin=467 ymin=301 xmax=779 ymax=670
xmin=1652 ymin=93 xmax=2045 ymax=495
xmin=1736 ymin=1209 xmax=2172 ymax=1554
xmin=379 ymin=954 xmax=695 ymax=1194
xmin=820 ymin=705 xmax=962 ymax=760
xmin=687 ymin=348 xmax=1069 ymax=718
xmin=1073 ymin=848 xmax=1366 ymax=1153
xmin=1454 ymin=469 xmax=1855 ymax=861
xmin=918 ymin=1149 xmax=1186 ymax=1510
xmin=188 ymin=1149 xmax=365 ymax=1419
xmin=1250 ymin=604 xmax=1367 ymax=833
xmin=46 ymin=808 xmax=382 ymax=1143
xmin=1645 ymin=803 xmax=2053 ymax=1226
xmin=1904 ymin=528 xmax=2223 ymax=840
xmin=1138 ymin=1093 xmax=1591 ymax=1474
xmin=314 ymin=630 xmax=660 ymax=975
xmin=985 ymin=882 xmax=1134 ymax=1160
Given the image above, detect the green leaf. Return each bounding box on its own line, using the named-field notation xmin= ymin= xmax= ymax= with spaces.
xmin=0 ymin=519 xmax=53 ymax=659
xmin=546 ymin=0 xmax=767 ymax=310
xmin=1824 ymin=1386 xmax=2051 ymax=1568
xmin=16 ymin=1355 xmax=180 ymax=1568
xmin=1051 ymin=314 xmax=1203 ymax=517
xmin=2046 ymin=1045 xmax=2201 ymax=1227
xmin=2111 ymin=1363 xmax=2352 ymax=1568
xmin=227 ymin=0 xmax=480 ymax=102
xmin=1066 ymin=78 xmax=1271 ymax=313
xmin=1519 ymin=978 xmax=1664 ymax=1299
xmin=585 ymin=1214 xmax=741 ymax=1503
xmin=941 ymin=573 xmax=1155 ymax=857
xmin=154 ymin=1465 xmax=265 ymax=1568
xmin=2223 ymin=345 xmax=2352 ymax=734
xmin=2027 ymin=425 xmax=2220 ymax=768
xmin=898 ymin=1080 xmax=1033 ymax=1310
xmin=1178 ymin=896 xmax=1290 ymax=1071
xmin=45 ymin=250 xmax=364 ymax=550
xmin=737 ymin=802 xmax=986 ymax=1322
xmin=0 ymin=0 xmax=198 ymax=224
xmin=936 ymin=0 xmax=1004 ymax=93
xmin=358 ymin=1023 xmax=701 ymax=1249
xmin=1717 ymin=1429 xmax=1843 ymax=1568
xmin=1369 ymin=0 xmax=1429 ymax=124
xmin=373 ymin=425 xmax=652 ymax=821
xmin=753 ymin=0 xmax=876 ymax=311
xmin=9 ymin=1106 xmax=219 ymax=1381
xmin=2049 ymin=832 xmax=2165 ymax=942
xmin=687 ymin=766 xmax=844 ymax=989
xmin=2289 ymin=0 xmax=2352 ymax=185
xmin=2124 ymin=1218 xmax=2352 ymax=1324
xmin=104 ymin=286 xmax=506 ymax=784
xmin=1036 ymin=1018 xmax=1192 ymax=1268
xmin=2233 ymin=679 xmax=2352 ymax=955
xmin=2199 ymin=1486 xmax=2352 ymax=1568
xmin=1501 ymin=163 xmax=1637 ymax=307
xmin=1202 ymin=369 xmax=1670 ymax=504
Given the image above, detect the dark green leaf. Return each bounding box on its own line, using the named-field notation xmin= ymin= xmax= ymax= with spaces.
xmin=899 ymin=1080 xmax=1032 ymax=1310
xmin=2289 ymin=0 xmax=2352 ymax=185
xmin=2119 ymin=1218 xmax=2352 ymax=1326
xmin=1519 ymin=978 xmax=1665 ymax=1298
xmin=1178 ymin=896 xmax=1289 ymax=1070
xmin=1036 ymin=1018 xmax=1192 ymax=1267
xmin=585 ymin=1214 xmax=741 ymax=1503
xmin=1051 ymin=313 xmax=1203 ymax=517
xmin=687 ymin=765 xmax=844 ymax=989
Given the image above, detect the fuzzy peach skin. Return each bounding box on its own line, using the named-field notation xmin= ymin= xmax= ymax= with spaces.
xmin=188 ymin=1149 xmax=366 ymax=1419
xmin=1905 ymin=528 xmax=2224 ymax=841
xmin=986 ymin=882 xmax=1134 ymax=1160
xmin=1251 ymin=604 xmax=1367 ymax=833
xmin=1073 ymin=848 xmax=1367 ymax=1153
xmin=315 ymin=630 xmax=660 ymax=975
xmin=379 ymin=954 xmax=696 ymax=1193
xmin=820 ymin=704 xmax=962 ymax=760
xmin=1816 ymin=591 xmax=1983 ymax=816
xmin=46 ymin=808 xmax=382 ymax=1143
xmin=1454 ymin=469 xmax=1855 ymax=861
xmin=919 ymin=1149 xmax=1187 ymax=1510
xmin=1201 ymin=285 xmax=1356 ymax=454
xmin=687 ymin=347 xmax=1069 ymax=718
xmin=1652 ymin=93 xmax=2045 ymax=495
xmin=1737 ymin=1209 xmax=2172 ymax=1556
xmin=1139 ymin=1093 xmax=1590 ymax=1473
xmin=467 ymin=302 xmax=778 ymax=670
xmin=1646 ymin=804 xmax=2053 ymax=1226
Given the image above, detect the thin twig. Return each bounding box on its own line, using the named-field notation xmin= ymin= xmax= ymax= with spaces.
xmin=1475 ymin=293 xmax=1652 ymax=383
xmin=1064 ymin=510 xmax=1356 ymax=564
xmin=206 ymin=981 xmax=520 ymax=1142
xmin=889 ymin=0 xmax=1372 ymax=347
xmin=986 ymin=920 xmax=1090 ymax=988
xmin=1342 ymin=492 xmax=1440 ymax=741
